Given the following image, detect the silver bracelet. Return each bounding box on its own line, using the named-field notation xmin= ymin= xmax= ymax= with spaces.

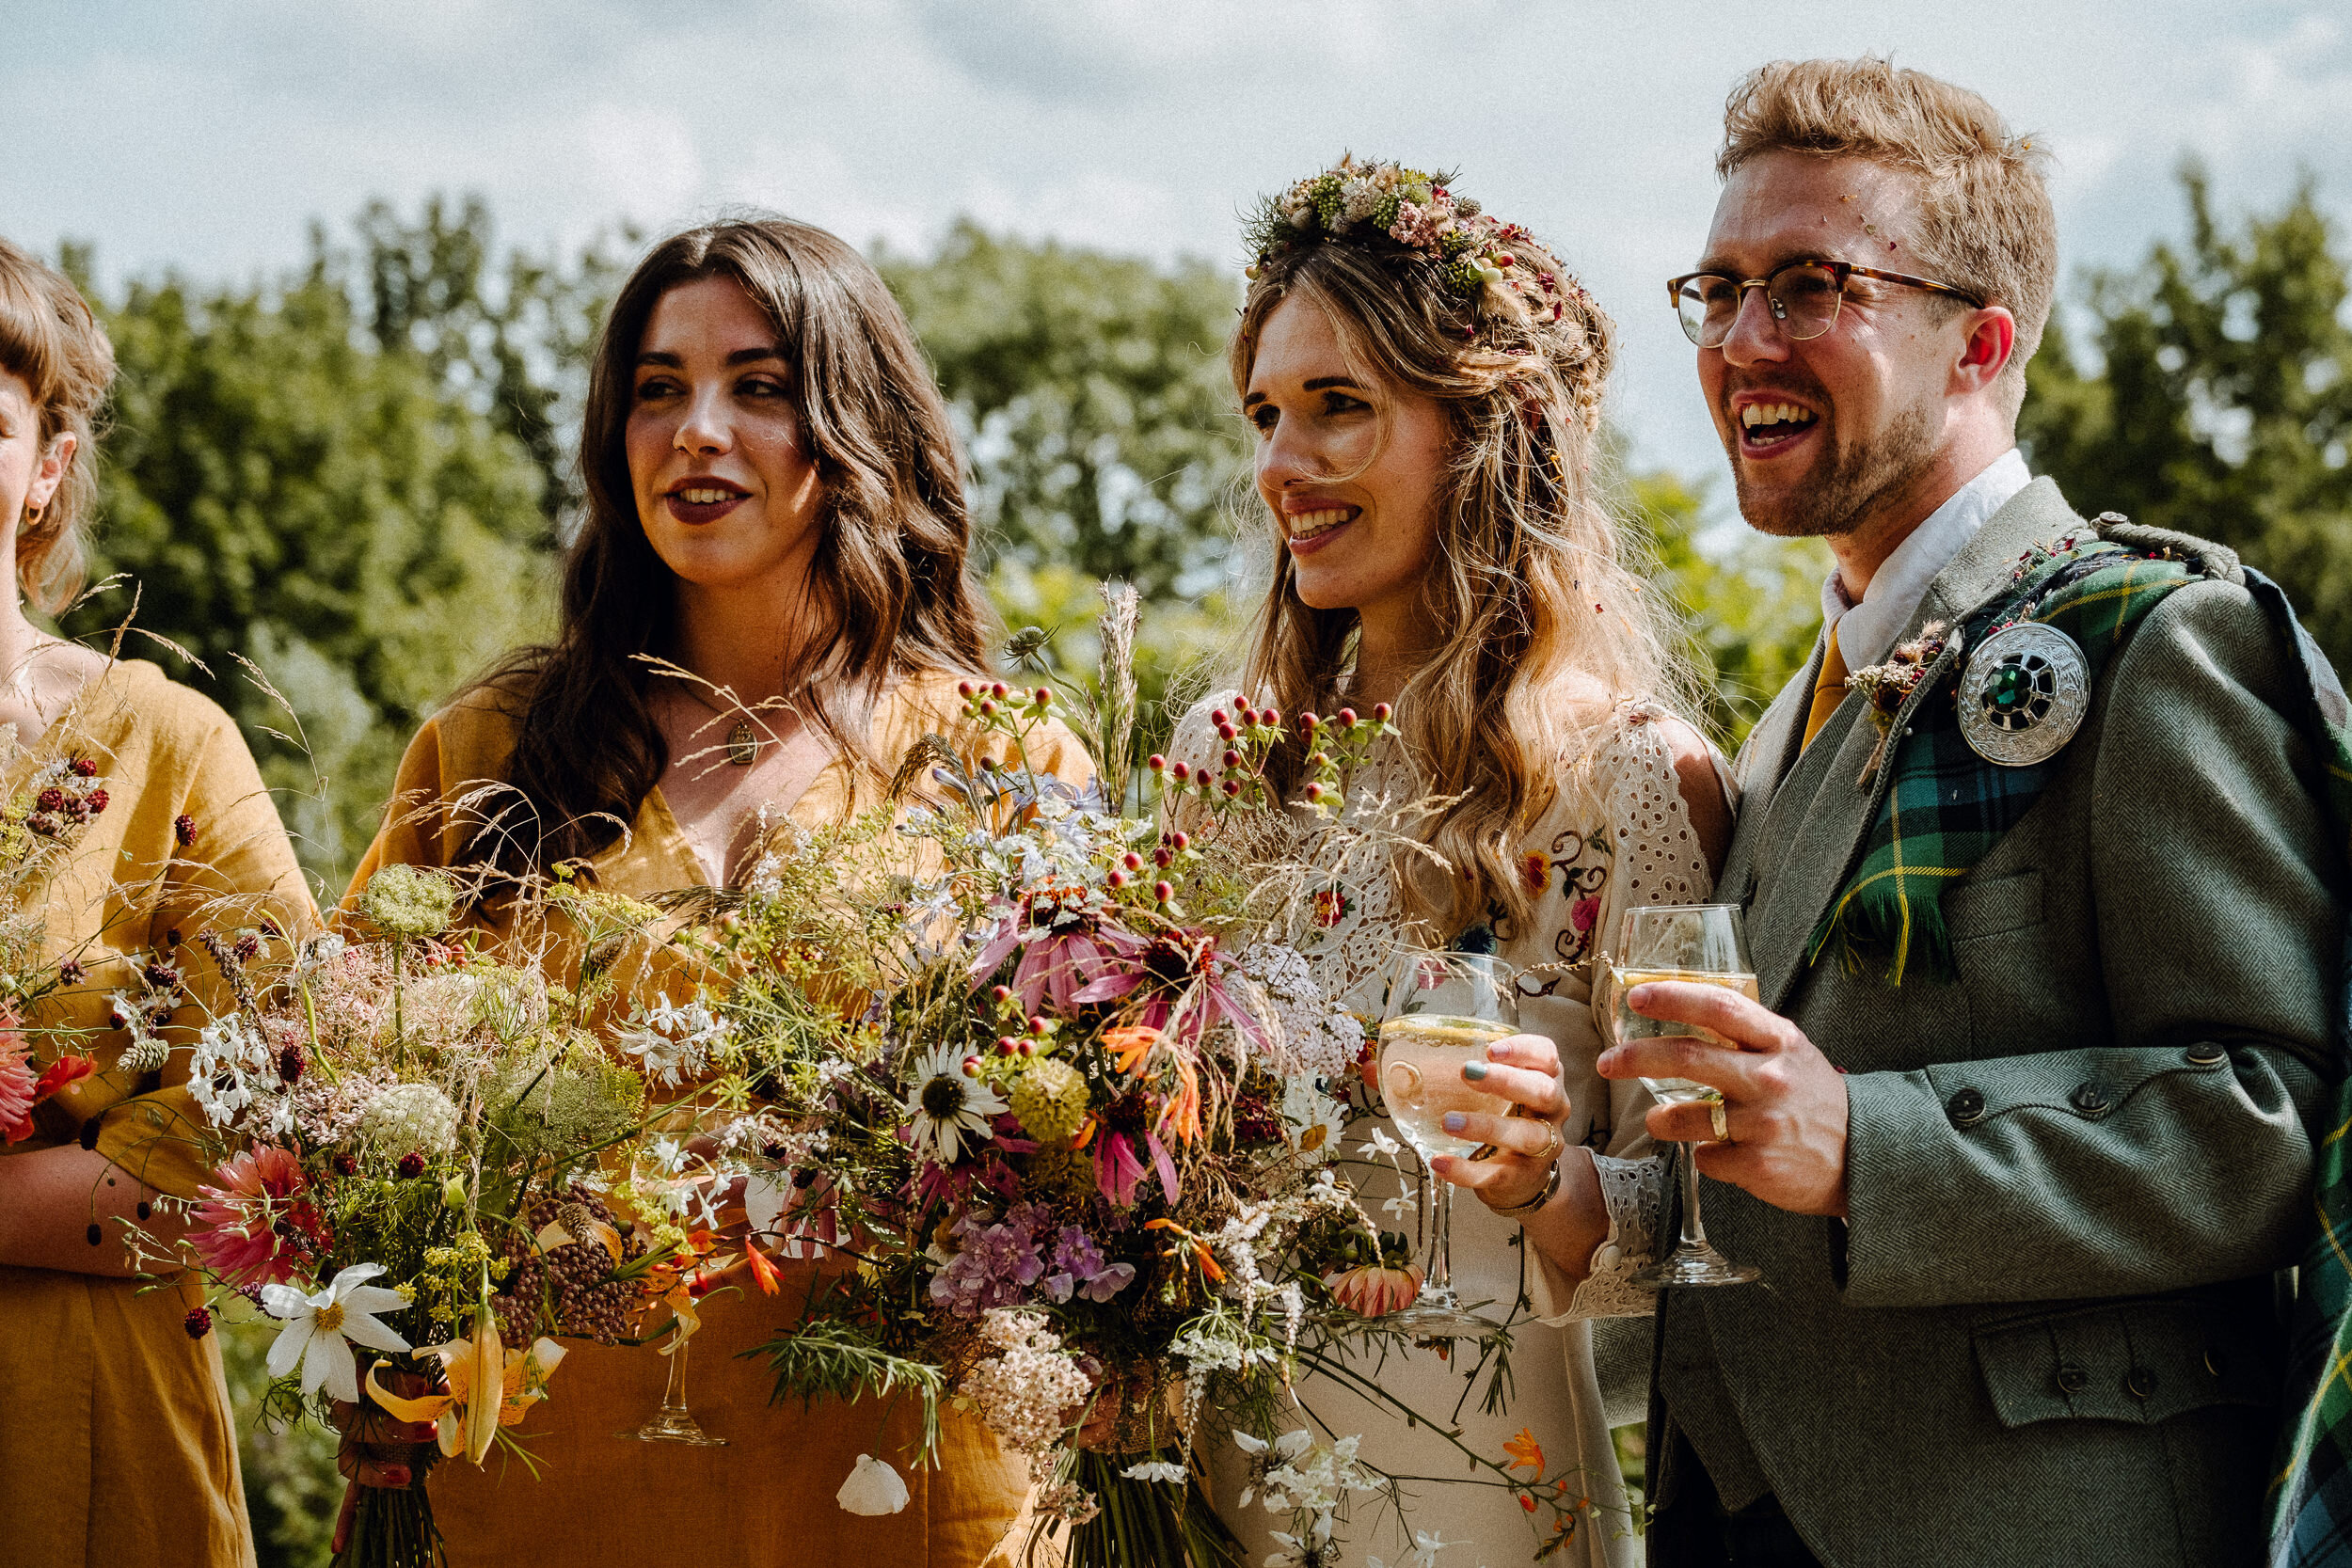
xmin=1486 ymin=1156 xmax=1563 ymax=1218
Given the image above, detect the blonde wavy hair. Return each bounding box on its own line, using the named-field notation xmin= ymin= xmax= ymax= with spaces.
xmin=1229 ymin=222 xmax=1697 ymax=936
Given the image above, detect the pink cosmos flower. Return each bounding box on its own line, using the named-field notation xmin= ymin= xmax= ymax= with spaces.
xmin=190 ymin=1146 xmax=329 ymax=1288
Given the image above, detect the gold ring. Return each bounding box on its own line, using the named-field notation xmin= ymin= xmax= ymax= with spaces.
xmin=1708 ymin=1099 xmax=1731 ymax=1143
xmin=1539 ymin=1120 xmax=1566 ymax=1162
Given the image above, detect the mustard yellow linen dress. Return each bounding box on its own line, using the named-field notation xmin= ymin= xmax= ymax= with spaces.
xmin=345 ymin=668 xmax=1090 ymax=1568
xmin=0 ymin=659 xmax=314 ymax=1568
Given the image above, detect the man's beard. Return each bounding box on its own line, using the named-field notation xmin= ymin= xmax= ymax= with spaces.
xmin=1729 ymin=398 xmax=1940 ymax=541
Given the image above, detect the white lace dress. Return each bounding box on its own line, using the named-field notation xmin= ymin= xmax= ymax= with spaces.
xmin=1173 ymin=695 xmax=1715 ymax=1568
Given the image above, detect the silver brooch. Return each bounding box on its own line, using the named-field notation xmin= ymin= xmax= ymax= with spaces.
xmin=1957 ymin=622 xmax=2090 ymax=767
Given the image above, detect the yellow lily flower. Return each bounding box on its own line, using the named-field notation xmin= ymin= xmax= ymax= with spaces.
xmin=363 ymin=1324 xmax=567 ymax=1465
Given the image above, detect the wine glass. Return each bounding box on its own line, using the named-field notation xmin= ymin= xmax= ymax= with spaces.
xmin=1602 ymin=904 xmax=1763 ymax=1288
xmin=618 ymin=1325 xmax=728 ymax=1446
xmin=1375 ymin=948 xmax=1518 ymax=1337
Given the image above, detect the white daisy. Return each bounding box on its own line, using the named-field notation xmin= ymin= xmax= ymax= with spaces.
xmin=902 ymin=1040 xmax=1005 ymax=1164
xmin=261 ymin=1262 xmax=413 ymax=1402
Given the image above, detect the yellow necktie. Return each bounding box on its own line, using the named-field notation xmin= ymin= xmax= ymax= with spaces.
xmin=1802 ymin=623 xmax=1850 ymax=751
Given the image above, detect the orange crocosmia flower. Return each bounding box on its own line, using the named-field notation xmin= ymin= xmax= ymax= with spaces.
xmin=1156 ymin=1059 xmax=1202 ymax=1146
xmin=1520 ymin=1494 xmax=1537 ymax=1513
xmin=744 ymin=1243 xmax=784 ymax=1296
xmin=1104 ymin=1026 xmax=1162 ymax=1075
xmin=1503 ymin=1427 xmax=1545 ymax=1475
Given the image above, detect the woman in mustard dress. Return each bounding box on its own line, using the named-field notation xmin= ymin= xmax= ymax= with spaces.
xmin=0 ymin=238 xmax=312 ymax=1565
xmin=342 ymin=216 xmax=1088 ymax=1567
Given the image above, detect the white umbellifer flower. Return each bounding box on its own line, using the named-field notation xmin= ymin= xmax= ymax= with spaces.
xmin=836 ymin=1453 xmax=911 ymax=1516
xmin=260 ymin=1263 xmax=413 ymax=1403
xmin=902 ymin=1040 xmax=1005 ymax=1164
xmin=1240 ymin=942 xmax=1361 ymax=1082
xmin=960 ymin=1309 xmax=1089 ymax=1459
xmin=359 ymin=1082 xmax=459 ymax=1159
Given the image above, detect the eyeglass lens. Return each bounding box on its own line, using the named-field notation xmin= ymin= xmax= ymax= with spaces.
xmin=1677 ymin=262 xmax=1844 ymax=347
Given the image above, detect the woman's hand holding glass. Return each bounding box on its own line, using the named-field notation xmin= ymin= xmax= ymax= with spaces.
xmin=1426 ymin=1033 xmax=1572 ymax=1211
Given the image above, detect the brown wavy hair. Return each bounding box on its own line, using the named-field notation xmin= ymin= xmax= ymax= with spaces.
xmin=463 ymin=215 xmax=993 ymax=871
xmin=1230 ymin=216 xmax=1696 ymax=934
xmin=0 ymin=237 xmax=115 ymax=615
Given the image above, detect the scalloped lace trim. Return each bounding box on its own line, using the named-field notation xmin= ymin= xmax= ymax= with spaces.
xmin=1561 ymin=1151 xmax=1664 ymax=1319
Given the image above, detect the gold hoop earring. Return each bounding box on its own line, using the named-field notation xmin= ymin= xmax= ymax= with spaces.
xmin=20 ymin=502 xmax=41 ymax=531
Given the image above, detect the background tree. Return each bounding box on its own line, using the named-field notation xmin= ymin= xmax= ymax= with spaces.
xmin=879 ymin=220 xmax=1248 ymax=603
xmin=62 ymin=207 xmax=628 ymax=885
xmin=2021 ymin=165 xmax=2352 ymax=671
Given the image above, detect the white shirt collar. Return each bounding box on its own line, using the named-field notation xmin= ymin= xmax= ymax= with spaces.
xmin=1821 ymin=447 xmax=2032 ymax=669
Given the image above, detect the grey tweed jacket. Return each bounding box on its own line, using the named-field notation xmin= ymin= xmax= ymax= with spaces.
xmin=1652 ymin=478 xmax=2345 ymax=1567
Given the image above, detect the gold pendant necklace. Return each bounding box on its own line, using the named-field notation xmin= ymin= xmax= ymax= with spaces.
xmin=725 ymin=718 xmax=759 ymax=768
xmin=674 ymin=677 xmax=765 ymax=767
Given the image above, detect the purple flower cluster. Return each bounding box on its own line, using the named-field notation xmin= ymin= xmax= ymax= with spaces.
xmin=1042 ymin=1225 xmax=1136 ymax=1305
xmin=930 ymin=1204 xmax=1046 ymax=1316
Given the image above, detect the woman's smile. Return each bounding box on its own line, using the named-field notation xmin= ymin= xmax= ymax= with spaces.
xmin=664 ymin=476 xmax=752 ymax=525
xmin=1284 ymin=500 xmax=1359 ymax=555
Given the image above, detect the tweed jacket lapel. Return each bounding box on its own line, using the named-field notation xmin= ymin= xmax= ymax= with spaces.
xmin=1741 ymin=476 xmax=2084 ymax=1011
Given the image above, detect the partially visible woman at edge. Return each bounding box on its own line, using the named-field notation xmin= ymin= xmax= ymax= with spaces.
xmin=0 ymin=238 xmax=313 ymax=1567
xmin=1180 ymin=161 xmax=1732 ymax=1568
xmin=339 ymin=216 xmax=1088 ymax=1568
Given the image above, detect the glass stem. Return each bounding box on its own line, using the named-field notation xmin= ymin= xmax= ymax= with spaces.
xmin=1428 ymin=1178 xmax=1455 ymax=1294
xmin=1677 ymin=1141 xmax=1709 ymax=1251
xmin=659 ymin=1338 xmax=691 ymax=1415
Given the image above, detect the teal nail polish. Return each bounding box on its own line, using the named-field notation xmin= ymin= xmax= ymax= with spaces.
xmin=1462 ymin=1061 xmax=1490 ymax=1082
xmin=1442 ymin=1112 xmax=1466 ymax=1132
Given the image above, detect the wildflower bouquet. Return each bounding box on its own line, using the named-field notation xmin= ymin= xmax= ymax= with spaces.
xmin=124 ymin=863 xmax=745 ymax=1568
xmin=696 ymin=594 xmax=1584 ymax=1565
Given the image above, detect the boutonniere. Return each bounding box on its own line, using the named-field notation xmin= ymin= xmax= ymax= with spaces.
xmin=1847 ymin=622 xmax=1953 ymax=785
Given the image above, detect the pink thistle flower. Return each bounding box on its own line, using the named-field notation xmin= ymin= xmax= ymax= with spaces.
xmin=190 ymin=1146 xmax=327 ymax=1288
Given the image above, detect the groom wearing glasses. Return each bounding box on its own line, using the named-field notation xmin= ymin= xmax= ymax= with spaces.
xmin=1599 ymin=58 xmax=2348 ymax=1566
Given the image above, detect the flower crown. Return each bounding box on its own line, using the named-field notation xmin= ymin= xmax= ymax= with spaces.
xmin=1242 ymin=154 xmax=1587 ymax=336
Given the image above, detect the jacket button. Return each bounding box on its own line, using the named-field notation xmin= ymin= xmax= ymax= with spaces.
xmin=1947 ymin=1087 xmax=1987 ymax=1127
xmin=2070 ymin=1082 xmax=2110 ymax=1115
xmin=2125 ymin=1366 xmax=2158 ymax=1400
xmin=2055 ymin=1363 xmax=2090 ymax=1396
xmin=2185 ymin=1043 xmax=2227 ymax=1067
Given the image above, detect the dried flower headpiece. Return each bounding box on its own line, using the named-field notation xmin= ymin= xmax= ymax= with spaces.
xmin=1242 ymin=154 xmax=1588 ymax=337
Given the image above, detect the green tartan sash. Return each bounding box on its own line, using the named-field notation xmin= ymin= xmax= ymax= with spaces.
xmin=1806 ymin=541 xmax=2201 ymax=983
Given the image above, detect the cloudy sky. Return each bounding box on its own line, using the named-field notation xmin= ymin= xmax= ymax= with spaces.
xmin=5 ymin=0 xmax=2347 ymax=483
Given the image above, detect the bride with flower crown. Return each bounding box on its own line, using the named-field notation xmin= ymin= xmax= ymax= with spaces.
xmin=1171 ymin=157 xmax=1734 ymax=1568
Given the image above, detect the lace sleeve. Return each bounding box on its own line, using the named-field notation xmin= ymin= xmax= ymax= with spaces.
xmin=1539 ymin=1151 xmax=1665 ymax=1321
xmin=1167 ymin=689 xmax=1241 ymax=775
xmin=1605 ymin=701 xmax=1717 ymax=909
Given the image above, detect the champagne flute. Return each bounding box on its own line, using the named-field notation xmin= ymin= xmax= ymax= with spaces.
xmin=619 ymin=1326 xmax=728 ymax=1446
xmin=1375 ymin=948 xmax=1518 ymax=1337
xmin=1603 ymin=904 xmax=1763 ymax=1288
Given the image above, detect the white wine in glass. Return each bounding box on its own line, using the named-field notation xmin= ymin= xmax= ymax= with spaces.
xmin=1604 ymin=906 xmax=1763 ymax=1289
xmin=1375 ymin=950 xmax=1518 ymax=1338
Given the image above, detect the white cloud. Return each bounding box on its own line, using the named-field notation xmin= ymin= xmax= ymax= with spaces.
xmin=1 ymin=0 xmax=2344 ymax=484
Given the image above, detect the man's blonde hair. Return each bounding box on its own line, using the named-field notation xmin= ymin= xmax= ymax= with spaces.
xmin=1720 ymin=57 xmax=2056 ymax=413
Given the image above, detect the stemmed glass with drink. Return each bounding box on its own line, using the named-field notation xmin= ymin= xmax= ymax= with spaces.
xmin=1601 ymin=904 xmax=1763 ymax=1288
xmin=1374 ymin=948 xmax=1518 ymax=1337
